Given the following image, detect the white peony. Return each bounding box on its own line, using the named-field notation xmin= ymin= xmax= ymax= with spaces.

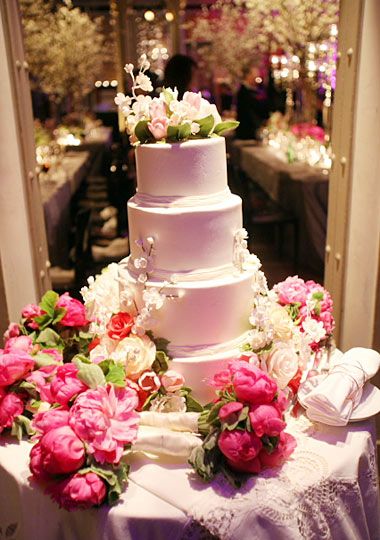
xmin=267 ymin=343 xmax=299 ymax=389
xmin=269 ymin=305 xmax=294 ymax=341
xmin=112 ymin=334 xmax=156 ymax=378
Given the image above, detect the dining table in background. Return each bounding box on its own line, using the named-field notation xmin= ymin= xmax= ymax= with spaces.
xmin=0 ymin=415 xmax=379 ymax=540
xmin=39 ymin=150 xmax=91 ymax=267
xmin=239 ymin=144 xmax=329 ymax=273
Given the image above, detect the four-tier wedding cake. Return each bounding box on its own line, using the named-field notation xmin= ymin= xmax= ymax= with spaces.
xmin=119 ymin=137 xmax=262 ymax=401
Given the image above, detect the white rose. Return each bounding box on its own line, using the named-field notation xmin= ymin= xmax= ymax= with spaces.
xmin=269 ymin=305 xmax=294 ymax=341
xmin=112 ymin=334 xmax=156 ymax=378
xmin=267 ymin=343 xmax=299 ymax=389
xmin=302 ymin=318 xmax=327 ymax=344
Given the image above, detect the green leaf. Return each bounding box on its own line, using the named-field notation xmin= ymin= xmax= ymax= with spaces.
xmin=32 ymin=352 xmax=60 ymax=368
xmin=177 ymin=122 xmax=191 ymax=140
xmin=135 ymin=120 xmax=154 ymax=144
xmin=206 ymin=400 xmax=225 ymax=427
xmin=240 ymin=342 xmax=253 ymax=352
xmin=162 ymin=87 xmax=175 ymax=106
xmin=184 ymin=393 xmax=203 ymax=413
xmin=152 ymin=350 xmax=169 ymax=374
xmin=213 ymin=120 xmax=239 ymax=136
xmin=166 ymin=125 xmax=179 ymax=142
xmin=312 ymin=292 xmax=324 ymax=301
xmin=261 ymin=435 xmax=279 ymax=454
xmin=195 ymin=115 xmax=214 ymax=137
xmin=72 ymin=353 xmax=91 ymax=364
xmin=35 ymin=328 xmax=62 ymax=348
xmin=19 ymin=381 xmax=38 ymax=398
xmin=146 ymin=332 xmax=170 ymax=357
xmin=74 ymin=359 xmax=106 ymax=388
xmin=34 ymin=313 xmax=54 ymax=331
xmin=52 ymin=307 xmax=66 ymax=325
xmin=10 ymin=415 xmax=34 ymax=440
xmin=142 ymin=391 xmax=159 ymax=410
xmin=188 ymin=431 xmax=222 ymax=482
xmin=106 ymin=363 xmax=126 ymax=387
xmin=220 ymin=461 xmax=249 ymax=488
xmin=223 ymin=405 xmax=249 ymax=431
xmin=39 ymin=290 xmax=59 ymax=317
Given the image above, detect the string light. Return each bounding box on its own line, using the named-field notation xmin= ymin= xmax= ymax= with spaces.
xmin=144 ymin=10 xmax=155 ymax=21
xmin=165 ymin=11 xmax=174 ymax=22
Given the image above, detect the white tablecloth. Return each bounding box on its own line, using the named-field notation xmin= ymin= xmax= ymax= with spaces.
xmin=0 ymin=416 xmax=379 ymax=540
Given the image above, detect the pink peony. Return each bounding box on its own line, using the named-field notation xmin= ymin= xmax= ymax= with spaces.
xmin=50 ymin=364 xmax=88 ymax=406
xmin=249 ymin=404 xmax=286 ymax=438
xmin=273 ymin=390 xmax=289 ymax=414
xmin=259 ymin=431 xmax=296 ymax=469
xmin=230 ymin=361 xmax=278 ymax=404
xmin=56 ymin=293 xmax=88 ymax=327
xmin=218 ymin=429 xmax=262 ymax=474
xmin=318 ymin=310 xmax=335 ymax=335
xmin=32 ymin=408 xmax=70 ymax=437
xmin=0 ymin=351 xmax=35 ymax=386
xmin=34 ymin=425 xmax=85 ymax=475
xmin=218 ymin=401 xmax=243 ymax=423
xmin=107 ymin=312 xmax=134 ymax=341
xmin=3 ymin=323 xmax=20 ymax=341
xmin=274 ymin=276 xmax=308 ymax=305
xmin=69 ymin=384 xmax=139 ymax=464
xmin=22 ymin=303 xmax=43 ymax=329
xmin=4 ymin=335 xmax=33 ymax=354
xmin=47 ymin=472 xmax=107 ymax=511
xmin=0 ymin=392 xmax=24 ymax=433
xmin=160 ymin=370 xmax=185 ymax=393
xmin=27 ymin=364 xmax=59 ymax=404
xmin=306 ymin=281 xmax=334 ymax=313
xmin=138 ymin=371 xmax=161 ymax=393
xmin=182 ymin=91 xmax=202 ymax=111
xmin=29 ymin=444 xmax=52 ymax=481
xmin=148 ymin=117 xmax=169 ymax=140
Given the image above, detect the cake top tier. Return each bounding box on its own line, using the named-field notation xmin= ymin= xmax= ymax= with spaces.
xmin=135 ymin=137 xmax=229 ymax=197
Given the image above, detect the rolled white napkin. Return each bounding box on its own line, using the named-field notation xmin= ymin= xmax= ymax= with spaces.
xmin=134 ymin=425 xmax=202 ymax=457
xmin=302 ymin=347 xmax=380 ymax=426
xmin=139 ymin=411 xmax=200 ymax=433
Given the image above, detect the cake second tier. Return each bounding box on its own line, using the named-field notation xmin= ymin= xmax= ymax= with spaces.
xmin=128 ymin=192 xmax=243 ymax=279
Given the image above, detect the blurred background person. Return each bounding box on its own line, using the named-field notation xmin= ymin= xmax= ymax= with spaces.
xmin=236 ymin=64 xmax=269 ymax=140
xmin=163 ymin=54 xmax=198 ymax=98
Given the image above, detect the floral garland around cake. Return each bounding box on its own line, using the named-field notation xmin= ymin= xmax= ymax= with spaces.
xmin=0 ymin=261 xmax=334 ymax=508
xmin=114 ymin=55 xmax=239 ymax=144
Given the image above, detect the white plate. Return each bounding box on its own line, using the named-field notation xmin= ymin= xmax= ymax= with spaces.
xmin=298 ymin=376 xmax=380 ymax=422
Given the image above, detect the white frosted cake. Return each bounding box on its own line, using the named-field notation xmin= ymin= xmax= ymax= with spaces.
xmin=120 ymin=137 xmax=261 ymax=401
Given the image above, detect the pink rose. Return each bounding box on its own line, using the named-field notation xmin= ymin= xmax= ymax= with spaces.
xmin=50 ymin=364 xmax=88 ymax=406
xmin=47 ymin=472 xmax=107 ymax=511
xmin=208 ymin=369 xmax=232 ymax=391
xmin=230 ymin=361 xmax=278 ymax=404
xmin=0 ymin=351 xmax=35 ymax=386
xmin=22 ymin=303 xmax=43 ymax=329
xmin=27 ymin=364 xmax=59 ymax=404
xmin=259 ymin=431 xmax=296 ymax=469
xmin=218 ymin=401 xmax=243 ymax=423
xmin=32 ymin=408 xmax=69 ymax=437
xmin=56 ymin=293 xmax=88 ymax=327
xmin=138 ymin=371 xmax=161 ymax=393
xmin=106 ymin=312 xmax=134 ymax=341
xmin=218 ymin=429 xmax=262 ymax=473
xmin=160 ymin=370 xmax=185 ymax=393
xmin=4 ymin=335 xmax=33 ymax=354
xmin=0 ymin=392 xmax=24 ymax=433
xmin=69 ymin=385 xmax=139 ymax=464
xmin=249 ymin=404 xmax=286 ymax=438
xmin=3 ymin=323 xmax=20 ymax=341
xmin=148 ymin=117 xmax=169 ymax=140
xmin=274 ymin=276 xmax=308 ymax=305
xmin=34 ymin=425 xmax=85 ymax=475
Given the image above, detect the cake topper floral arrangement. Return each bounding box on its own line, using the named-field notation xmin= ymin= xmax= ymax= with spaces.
xmin=114 ymin=54 xmax=239 ymax=144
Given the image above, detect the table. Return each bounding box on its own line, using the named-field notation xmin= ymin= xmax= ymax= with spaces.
xmin=1 ymin=416 xmax=379 ymax=540
xmin=240 ymin=145 xmax=329 ymax=272
xmin=39 ymin=151 xmax=90 ymax=267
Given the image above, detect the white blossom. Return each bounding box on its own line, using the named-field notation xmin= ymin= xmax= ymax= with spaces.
xmin=302 ymin=318 xmax=327 ymax=344
xmin=124 ymin=63 xmax=134 ymax=74
xmin=135 ymin=73 xmax=153 ymax=93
